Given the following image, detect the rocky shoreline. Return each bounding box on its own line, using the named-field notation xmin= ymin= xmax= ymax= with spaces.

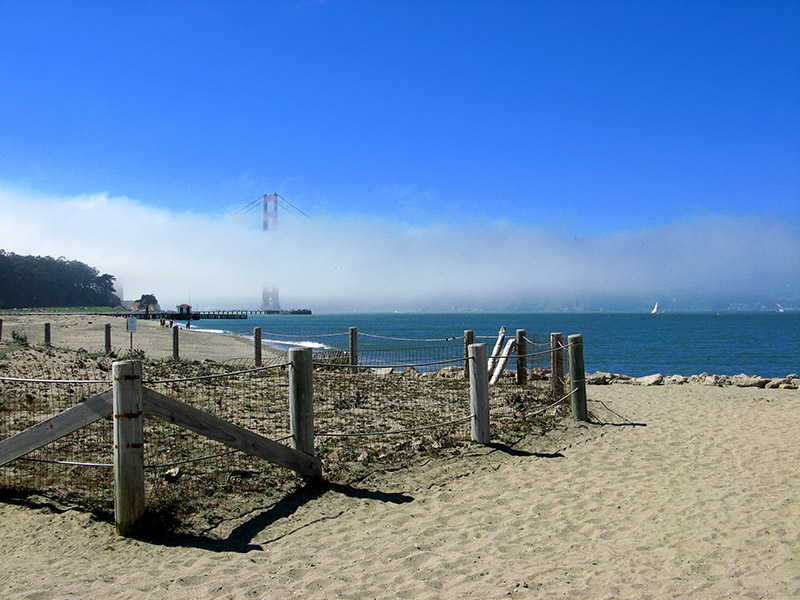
xmin=585 ymin=370 xmax=799 ymax=389
xmin=362 ymin=364 xmax=799 ymax=392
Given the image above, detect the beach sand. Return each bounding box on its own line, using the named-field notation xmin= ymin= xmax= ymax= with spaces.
xmin=0 ymin=313 xmax=284 ymax=363
xmin=0 ymin=315 xmax=798 ymax=599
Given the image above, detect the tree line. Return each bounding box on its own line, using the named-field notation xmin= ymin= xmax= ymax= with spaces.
xmin=0 ymin=250 xmax=120 ymax=309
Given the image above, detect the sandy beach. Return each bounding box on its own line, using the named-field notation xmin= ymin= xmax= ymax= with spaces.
xmin=0 ymin=313 xmax=283 ymax=364
xmin=0 ymin=315 xmax=798 ymax=599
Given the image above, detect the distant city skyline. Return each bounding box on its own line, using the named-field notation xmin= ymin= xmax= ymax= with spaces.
xmin=1 ymin=1 xmax=797 ymax=311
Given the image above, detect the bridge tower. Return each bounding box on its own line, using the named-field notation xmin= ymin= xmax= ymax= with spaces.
xmin=261 ymin=193 xmax=281 ymax=311
xmin=262 ymin=193 xmax=278 ymax=231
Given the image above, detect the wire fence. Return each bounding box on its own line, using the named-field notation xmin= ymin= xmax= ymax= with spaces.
xmin=0 ymin=332 xmax=570 ymax=527
xmin=312 ymin=355 xmax=473 ymax=480
xmin=0 ymin=377 xmax=112 ymax=512
xmin=143 ymin=361 xmax=293 ymax=512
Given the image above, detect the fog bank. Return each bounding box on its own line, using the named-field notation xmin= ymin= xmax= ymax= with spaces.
xmin=1 ymin=187 xmax=797 ymax=312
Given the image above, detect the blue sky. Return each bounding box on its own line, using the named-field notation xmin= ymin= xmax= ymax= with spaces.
xmin=1 ymin=1 xmax=798 ymax=310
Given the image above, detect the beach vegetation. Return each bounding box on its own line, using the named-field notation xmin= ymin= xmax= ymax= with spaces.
xmin=0 ymin=342 xmax=568 ymax=535
xmin=10 ymin=330 xmax=28 ymax=346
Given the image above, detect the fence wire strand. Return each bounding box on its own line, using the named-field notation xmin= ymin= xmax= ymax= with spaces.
xmin=1 ymin=329 xmax=572 ymax=524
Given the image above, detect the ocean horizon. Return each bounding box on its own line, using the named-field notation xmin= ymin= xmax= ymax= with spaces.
xmin=190 ymin=311 xmax=799 ymax=379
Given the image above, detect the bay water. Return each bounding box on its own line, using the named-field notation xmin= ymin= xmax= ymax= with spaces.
xmin=192 ymin=312 xmax=799 ymax=378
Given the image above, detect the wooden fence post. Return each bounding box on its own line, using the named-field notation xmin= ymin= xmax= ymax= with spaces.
xmin=172 ymin=325 xmax=179 ymax=361
xmin=289 ymin=347 xmax=315 ymax=456
xmin=568 ymin=334 xmax=588 ymax=421
xmin=349 ymin=327 xmax=358 ymax=374
xmin=254 ymin=327 xmax=262 ymax=367
xmin=105 ymin=323 xmax=112 ymax=355
xmin=463 ymin=330 xmax=474 ymax=380
xmin=516 ymin=329 xmax=527 ymax=385
xmin=112 ymin=360 xmax=145 ymax=536
xmin=0 ymin=318 xmax=3 ymax=342
xmin=550 ymin=332 xmax=564 ymax=401
xmin=44 ymin=323 xmax=51 ymax=346
xmin=468 ymin=343 xmax=491 ymax=444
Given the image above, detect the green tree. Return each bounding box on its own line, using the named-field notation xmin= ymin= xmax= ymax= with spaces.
xmin=136 ymin=294 xmax=159 ymax=310
xmin=0 ymin=250 xmax=120 ymax=308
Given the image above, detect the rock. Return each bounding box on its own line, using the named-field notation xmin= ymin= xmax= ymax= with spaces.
xmin=687 ymin=373 xmax=705 ymax=384
xmin=702 ymin=374 xmax=723 ymax=386
xmin=635 ymin=373 xmax=663 ymax=386
xmin=586 ymin=371 xmax=612 ymax=385
xmin=437 ymin=366 xmax=462 ymax=378
xmin=374 ymin=367 xmax=394 ymax=377
xmin=401 ymin=366 xmax=421 ymax=377
xmin=665 ymin=374 xmax=689 ymax=385
xmin=732 ymin=374 xmax=769 ymax=388
xmin=766 ymin=378 xmax=788 ymax=389
xmin=607 ymin=373 xmax=632 ymax=384
xmin=164 ymin=467 xmax=182 ymax=483
xmin=528 ymin=368 xmax=550 ymax=381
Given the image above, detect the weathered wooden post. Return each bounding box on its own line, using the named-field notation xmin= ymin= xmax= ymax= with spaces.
xmin=550 ymin=332 xmax=565 ymax=401
xmin=172 ymin=325 xmax=179 ymax=361
xmin=289 ymin=347 xmax=314 ymax=456
xmin=0 ymin=318 xmax=3 ymax=342
xmin=104 ymin=323 xmax=112 ymax=355
xmin=468 ymin=343 xmax=491 ymax=444
xmin=568 ymin=334 xmax=588 ymax=421
xmin=487 ymin=326 xmax=506 ymax=374
xmin=463 ymin=330 xmax=474 ymax=380
xmin=44 ymin=323 xmax=51 ymax=346
xmin=515 ymin=329 xmax=527 ymax=385
xmin=254 ymin=327 xmax=262 ymax=367
xmin=349 ymin=327 xmax=358 ymax=374
xmin=112 ymin=360 xmax=145 ymax=536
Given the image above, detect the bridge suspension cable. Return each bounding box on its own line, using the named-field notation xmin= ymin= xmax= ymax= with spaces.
xmin=227 ymin=193 xmax=312 ymax=222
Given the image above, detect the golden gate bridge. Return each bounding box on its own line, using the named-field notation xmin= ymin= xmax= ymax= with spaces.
xmin=229 ymin=193 xmax=312 ymax=312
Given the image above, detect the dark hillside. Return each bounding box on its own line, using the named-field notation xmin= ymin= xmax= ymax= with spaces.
xmin=0 ymin=250 xmax=119 ymax=308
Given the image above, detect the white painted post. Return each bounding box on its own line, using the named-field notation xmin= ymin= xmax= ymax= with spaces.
xmin=105 ymin=323 xmax=112 ymax=355
xmin=349 ymin=327 xmax=358 ymax=374
xmin=112 ymin=360 xmax=145 ymax=536
xmin=568 ymin=334 xmax=588 ymax=421
xmin=172 ymin=325 xmax=179 ymax=361
xmin=487 ymin=326 xmax=506 ymax=375
xmin=468 ymin=343 xmax=491 ymax=444
xmin=254 ymin=327 xmax=262 ymax=367
xmin=490 ymin=339 xmax=516 ymax=385
xmin=289 ymin=347 xmax=314 ymax=456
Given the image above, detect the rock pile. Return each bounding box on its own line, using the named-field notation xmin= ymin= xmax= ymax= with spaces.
xmin=376 ymin=365 xmax=799 ymax=391
xmin=583 ymin=371 xmax=799 ymax=389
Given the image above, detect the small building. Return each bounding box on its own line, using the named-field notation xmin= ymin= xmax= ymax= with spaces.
xmin=176 ymin=303 xmax=192 ymax=315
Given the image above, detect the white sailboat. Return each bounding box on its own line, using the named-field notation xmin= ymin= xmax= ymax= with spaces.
xmin=651 ymin=302 xmax=658 ymax=314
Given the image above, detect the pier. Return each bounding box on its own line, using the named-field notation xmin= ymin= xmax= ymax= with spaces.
xmin=131 ymin=309 xmax=312 ymax=321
